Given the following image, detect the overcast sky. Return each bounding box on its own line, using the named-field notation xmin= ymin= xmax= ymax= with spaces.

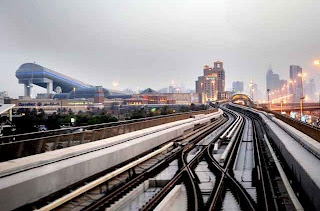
xmin=1 ymin=0 xmax=320 ymax=97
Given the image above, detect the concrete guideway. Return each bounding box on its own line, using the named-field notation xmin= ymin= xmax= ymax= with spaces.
xmin=37 ymin=142 xmax=174 ymax=211
xmin=0 ymin=110 xmax=223 ymax=211
xmin=154 ymin=185 xmax=187 ymax=211
xmin=263 ymin=134 xmax=303 ymax=211
xmin=42 ymin=102 xmax=308 ymax=211
xmin=232 ymin=103 xmax=320 ymax=210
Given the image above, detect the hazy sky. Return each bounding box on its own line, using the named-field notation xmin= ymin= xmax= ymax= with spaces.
xmin=1 ymin=0 xmax=320 ymax=97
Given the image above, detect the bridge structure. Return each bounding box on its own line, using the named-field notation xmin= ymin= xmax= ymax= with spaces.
xmin=16 ymin=63 xmax=93 ymax=97
xmin=260 ymin=102 xmax=320 ymax=124
xmin=261 ymin=102 xmax=320 ymax=112
xmin=0 ymin=104 xmax=319 ymax=210
xmin=15 ymin=63 xmax=130 ymax=99
xmin=231 ymin=93 xmax=254 ymax=106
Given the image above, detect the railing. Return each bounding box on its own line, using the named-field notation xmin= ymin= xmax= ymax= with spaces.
xmin=0 ymin=110 xmax=216 ymax=161
xmin=257 ymin=107 xmax=320 ymax=142
xmin=0 ymin=111 xmax=211 ymax=143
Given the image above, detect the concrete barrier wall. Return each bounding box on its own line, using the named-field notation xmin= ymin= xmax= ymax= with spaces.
xmin=257 ymin=108 xmax=320 ymax=142
xmin=0 ymin=111 xmax=222 ymax=210
xmin=259 ymin=113 xmax=320 ymax=210
xmin=0 ymin=110 xmax=217 ymax=161
xmin=231 ymin=104 xmax=320 ymax=210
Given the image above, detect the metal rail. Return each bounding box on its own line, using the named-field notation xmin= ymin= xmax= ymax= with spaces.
xmin=230 ymin=103 xmax=304 ymax=210
xmin=33 ymin=105 xmax=292 ymax=211
xmin=31 ymin=115 xmax=227 ymax=211
xmin=37 ymin=142 xmax=175 ymax=211
xmin=142 ymin=106 xmax=257 ymax=211
xmin=251 ymin=115 xmax=270 ymax=211
xmin=206 ymin=106 xmax=257 ymax=211
xmin=257 ymin=107 xmax=320 ymax=142
xmin=82 ymin=117 xmax=226 ymax=211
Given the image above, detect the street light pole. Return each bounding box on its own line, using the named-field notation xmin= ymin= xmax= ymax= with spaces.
xmin=267 ymin=89 xmax=270 ymax=109
xmin=73 ymin=87 xmax=76 ymax=113
xmin=318 ymin=93 xmax=320 ymax=121
xmin=316 ymin=93 xmax=320 ymax=122
xmin=300 ymin=97 xmax=302 ymax=116
xmin=298 ymin=72 xmax=305 ymax=119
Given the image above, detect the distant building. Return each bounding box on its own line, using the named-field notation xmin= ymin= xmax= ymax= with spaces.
xmin=266 ymin=68 xmax=280 ymax=91
xmin=195 ymin=61 xmax=226 ymax=103
xmin=122 ymin=88 xmax=136 ymax=94
xmin=168 ymin=85 xmax=180 ymax=93
xmin=166 ymin=93 xmax=197 ymax=104
xmin=289 ymin=65 xmax=303 ymax=102
xmin=94 ymin=86 xmax=104 ymax=104
xmin=0 ymin=91 xmax=9 ymax=105
xmin=196 ymin=74 xmax=217 ymax=103
xmin=232 ymin=81 xmax=244 ymax=93
xmin=157 ymin=88 xmax=169 ymax=93
xmin=305 ymin=79 xmax=316 ymax=101
xmin=0 ymin=91 xmax=8 ymax=105
xmin=125 ymin=88 xmax=175 ymax=105
xmin=266 ymin=68 xmax=289 ymax=102
xmin=0 ymin=91 xmax=8 ymax=98
xmin=251 ymin=83 xmax=264 ymax=101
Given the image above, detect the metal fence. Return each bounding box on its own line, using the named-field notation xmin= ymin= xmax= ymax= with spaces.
xmin=0 ymin=110 xmax=215 ymax=161
xmin=0 ymin=111 xmax=212 ymax=143
xmin=257 ymin=108 xmax=320 ymax=142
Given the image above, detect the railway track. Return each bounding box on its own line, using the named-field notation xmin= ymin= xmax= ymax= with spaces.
xmin=52 ymin=105 xmax=254 ymax=211
xmin=22 ymin=113 xmax=227 ymax=211
xmin=16 ymin=103 xmax=305 ymax=211
xmin=75 ymin=116 xmax=227 ymax=211
xmin=140 ymin=105 xmax=257 ymax=211
xmin=228 ymin=103 xmax=304 ymax=211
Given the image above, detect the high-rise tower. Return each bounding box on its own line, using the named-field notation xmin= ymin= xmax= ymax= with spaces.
xmin=195 ymin=60 xmax=226 ymax=103
xmin=213 ymin=61 xmax=225 ymax=99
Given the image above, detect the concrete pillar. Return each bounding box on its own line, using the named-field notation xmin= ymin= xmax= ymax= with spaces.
xmin=24 ymin=83 xmax=32 ymax=97
xmin=9 ymin=109 xmax=12 ymax=122
xmin=47 ymin=82 xmax=53 ymax=94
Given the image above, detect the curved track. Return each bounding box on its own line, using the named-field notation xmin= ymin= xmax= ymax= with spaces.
xmin=15 ymin=103 xmax=305 ymax=211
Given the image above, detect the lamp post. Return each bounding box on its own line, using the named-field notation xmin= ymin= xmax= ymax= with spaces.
xmin=267 ymin=89 xmax=270 ymax=109
xmin=297 ymin=72 xmax=306 ymax=119
xmin=316 ymin=92 xmax=320 ymax=122
xmin=318 ymin=93 xmax=320 ymax=121
xmin=281 ymin=100 xmax=283 ymax=114
xmin=73 ymin=87 xmax=76 ymax=112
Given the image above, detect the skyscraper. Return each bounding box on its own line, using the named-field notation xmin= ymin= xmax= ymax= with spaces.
xmin=305 ymin=79 xmax=316 ymax=101
xmin=232 ymin=81 xmax=244 ymax=93
xmin=289 ymin=65 xmax=303 ymax=102
xmin=214 ymin=61 xmax=226 ymax=99
xmin=195 ymin=61 xmax=226 ymax=103
xmin=266 ymin=68 xmax=280 ymax=91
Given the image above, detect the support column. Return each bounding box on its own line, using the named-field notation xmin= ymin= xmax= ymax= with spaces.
xmin=47 ymin=82 xmax=53 ymax=94
xmin=24 ymin=83 xmax=32 ymax=97
xmin=9 ymin=109 xmax=12 ymax=122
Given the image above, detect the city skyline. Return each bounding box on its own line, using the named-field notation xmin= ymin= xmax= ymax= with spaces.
xmin=0 ymin=2 xmax=320 ymax=210
xmin=1 ymin=1 xmax=320 ymax=98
